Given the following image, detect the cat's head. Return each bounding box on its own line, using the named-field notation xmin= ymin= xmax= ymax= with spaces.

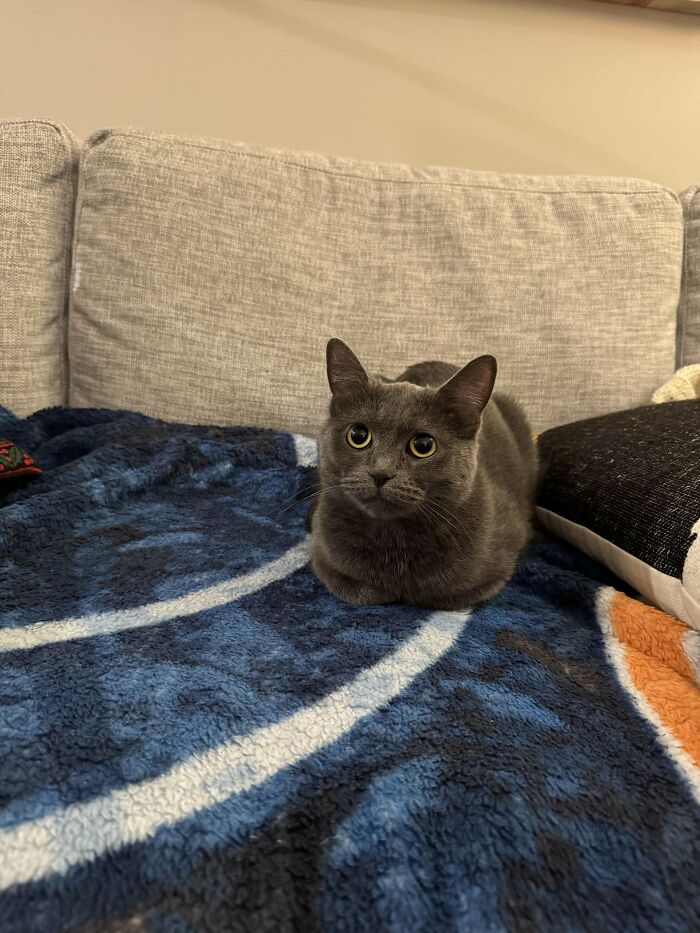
xmin=320 ymin=338 xmax=496 ymax=519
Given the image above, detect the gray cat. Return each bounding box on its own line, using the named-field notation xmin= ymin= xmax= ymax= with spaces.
xmin=308 ymin=338 xmax=538 ymax=609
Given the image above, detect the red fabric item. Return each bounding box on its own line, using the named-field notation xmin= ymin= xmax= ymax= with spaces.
xmin=0 ymin=438 xmax=42 ymax=480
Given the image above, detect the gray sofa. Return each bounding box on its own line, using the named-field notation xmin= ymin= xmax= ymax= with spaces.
xmin=2 ymin=119 xmax=699 ymax=433
xmin=2 ymin=119 xmax=700 ymax=932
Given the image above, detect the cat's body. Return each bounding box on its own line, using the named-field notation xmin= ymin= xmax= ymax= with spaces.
xmin=309 ymin=341 xmax=538 ymax=609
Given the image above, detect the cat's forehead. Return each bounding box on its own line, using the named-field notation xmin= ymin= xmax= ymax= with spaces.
xmin=376 ymin=379 xmax=430 ymax=409
xmin=340 ymin=379 xmax=440 ymax=430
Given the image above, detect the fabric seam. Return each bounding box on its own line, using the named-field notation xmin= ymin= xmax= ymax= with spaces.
xmin=83 ymin=130 xmax=681 ymax=200
xmin=679 ymin=187 xmax=700 ymax=367
xmin=55 ymin=124 xmax=79 ymax=408
xmin=68 ymin=146 xmax=91 ymax=408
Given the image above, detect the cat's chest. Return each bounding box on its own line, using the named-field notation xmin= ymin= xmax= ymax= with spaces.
xmin=348 ymin=523 xmax=448 ymax=579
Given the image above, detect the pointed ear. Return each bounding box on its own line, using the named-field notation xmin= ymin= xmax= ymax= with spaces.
xmin=436 ymin=355 xmax=497 ymax=434
xmin=326 ymin=338 xmax=369 ymax=398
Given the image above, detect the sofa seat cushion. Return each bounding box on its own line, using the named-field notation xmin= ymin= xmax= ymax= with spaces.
xmin=69 ymin=129 xmax=684 ymax=435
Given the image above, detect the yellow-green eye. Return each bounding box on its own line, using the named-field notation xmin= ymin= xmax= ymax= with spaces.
xmin=346 ymin=424 xmax=372 ymax=449
xmin=408 ymin=434 xmax=436 ymax=458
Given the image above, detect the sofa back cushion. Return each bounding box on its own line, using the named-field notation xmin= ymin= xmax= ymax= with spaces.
xmin=679 ymin=186 xmax=700 ymax=367
xmin=0 ymin=121 xmax=78 ymax=416
xmin=69 ymin=129 xmax=684 ymax=435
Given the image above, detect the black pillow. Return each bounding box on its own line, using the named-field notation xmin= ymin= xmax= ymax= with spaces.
xmin=536 ymin=400 xmax=700 ymax=628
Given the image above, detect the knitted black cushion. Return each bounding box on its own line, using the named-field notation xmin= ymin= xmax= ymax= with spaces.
xmin=536 ymin=400 xmax=700 ymax=627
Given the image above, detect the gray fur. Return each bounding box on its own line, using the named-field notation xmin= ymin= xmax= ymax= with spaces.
xmin=309 ymin=339 xmax=538 ymax=609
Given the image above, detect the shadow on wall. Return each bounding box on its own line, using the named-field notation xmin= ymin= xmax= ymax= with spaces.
xmin=198 ymin=0 xmax=656 ymax=174
xmin=309 ymin=0 xmax=700 ymax=42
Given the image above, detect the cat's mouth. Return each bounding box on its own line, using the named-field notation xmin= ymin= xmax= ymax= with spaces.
xmin=347 ymin=484 xmax=422 ymax=518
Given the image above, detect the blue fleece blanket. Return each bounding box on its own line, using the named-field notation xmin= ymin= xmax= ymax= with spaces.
xmin=0 ymin=407 xmax=698 ymax=933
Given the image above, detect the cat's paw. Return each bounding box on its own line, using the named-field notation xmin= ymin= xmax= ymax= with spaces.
xmin=420 ymin=577 xmax=508 ymax=610
xmin=337 ymin=582 xmax=396 ymax=606
xmin=447 ymin=578 xmax=507 ymax=609
xmin=325 ymin=573 xmax=396 ymax=606
xmin=312 ymin=555 xmax=395 ymax=606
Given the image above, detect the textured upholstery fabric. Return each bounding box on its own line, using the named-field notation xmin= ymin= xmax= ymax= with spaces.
xmin=539 ymin=401 xmax=700 ymax=584
xmin=537 ymin=401 xmax=700 ymax=629
xmin=0 ymin=121 xmax=78 ymax=415
xmin=679 ymin=186 xmax=700 ymax=366
xmin=70 ymin=129 xmax=684 ymax=435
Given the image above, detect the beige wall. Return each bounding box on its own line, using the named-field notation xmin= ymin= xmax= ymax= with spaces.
xmin=2 ymin=0 xmax=700 ymax=190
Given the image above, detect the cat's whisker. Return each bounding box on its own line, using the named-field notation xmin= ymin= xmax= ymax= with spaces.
xmin=265 ymin=483 xmax=348 ymax=520
xmin=425 ymin=509 xmax=459 ymax=537
xmin=421 ymin=500 xmax=462 ymax=536
xmin=418 ymin=502 xmax=441 ymax=525
xmin=262 ymin=478 xmax=327 ymax=517
xmin=417 ymin=503 xmax=444 ymax=532
xmin=430 ymin=504 xmax=464 ymax=535
xmin=263 ymin=492 xmax=308 ymax=519
xmin=428 ymin=501 xmax=462 ymax=533
xmin=266 ymin=494 xmax=321 ymax=521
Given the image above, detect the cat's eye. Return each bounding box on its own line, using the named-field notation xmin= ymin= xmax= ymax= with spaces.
xmin=346 ymin=424 xmax=372 ymax=449
xmin=408 ymin=434 xmax=437 ymax=458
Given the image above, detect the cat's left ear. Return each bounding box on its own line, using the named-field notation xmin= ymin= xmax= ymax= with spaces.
xmin=326 ymin=338 xmax=369 ymax=398
xmin=436 ymin=355 xmax=497 ymax=434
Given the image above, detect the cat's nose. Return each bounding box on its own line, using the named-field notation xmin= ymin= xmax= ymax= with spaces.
xmin=369 ymin=471 xmax=393 ymax=489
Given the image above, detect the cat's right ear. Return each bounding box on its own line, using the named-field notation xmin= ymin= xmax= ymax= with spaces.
xmin=326 ymin=338 xmax=369 ymax=398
